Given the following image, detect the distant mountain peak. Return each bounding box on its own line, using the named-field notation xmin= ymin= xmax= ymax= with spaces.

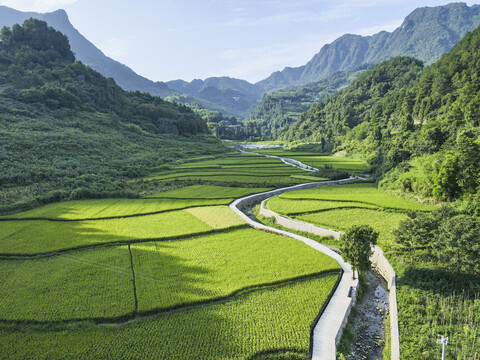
xmin=257 ymin=2 xmax=480 ymax=92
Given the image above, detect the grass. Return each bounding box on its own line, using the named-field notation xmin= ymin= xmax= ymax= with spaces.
xmin=297 ymin=209 xmax=407 ymax=247
xmin=132 ymin=228 xmax=340 ymax=312
xmin=0 ymin=228 xmax=339 ymax=322
xmin=0 ymin=275 xmax=338 ymax=360
xmin=267 ymin=197 xmax=378 ymax=215
xmin=250 ymin=149 xmax=369 ymax=172
xmin=266 ymin=183 xmax=435 ymax=248
xmin=264 ymin=181 xmax=480 ymax=359
xmin=143 ymin=152 xmax=318 ymax=186
xmin=184 ymin=206 xmax=245 ymax=228
xmin=0 ymin=148 xmax=367 ymax=359
xmin=0 ymin=206 xmax=245 ymax=255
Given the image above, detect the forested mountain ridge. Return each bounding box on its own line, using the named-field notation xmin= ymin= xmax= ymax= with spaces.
xmin=283 ymin=23 xmax=480 ymax=203
xmin=0 ymin=6 xmax=263 ymax=119
xmin=0 ymin=19 xmax=224 ymax=213
xmin=244 ymin=64 xmax=373 ymax=139
xmin=257 ymin=2 xmax=480 ymax=92
xmin=0 ymin=6 xmax=174 ymax=97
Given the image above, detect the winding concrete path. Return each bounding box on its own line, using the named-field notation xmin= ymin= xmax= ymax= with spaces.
xmin=230 ymin=179 xmax=359 ymax=360
xmin=231 ymin=148 xmax=400 ymax=360
xmin=259 ymin=197 xmax=400 ymax=360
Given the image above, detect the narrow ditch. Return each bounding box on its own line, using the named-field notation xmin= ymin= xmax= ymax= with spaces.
xmin=345 ymin=270 xmax=389 ymax=360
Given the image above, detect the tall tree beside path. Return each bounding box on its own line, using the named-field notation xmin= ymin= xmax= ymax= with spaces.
xmin=340 ymin=225 xmax=378 ymax=280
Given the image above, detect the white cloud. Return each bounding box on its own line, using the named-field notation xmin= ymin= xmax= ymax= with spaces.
xmin=0 ymin=0 xmax=79 ymax=12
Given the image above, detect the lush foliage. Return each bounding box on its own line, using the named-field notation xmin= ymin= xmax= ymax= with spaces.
xmin=245 ymin=65 xmax=372 ymax=140
xmin=339 ymin=225 xmax=378 ymax=278
xmin=395 ymin=207 xmax=480 ymax=274
xmin=281 ymin=24 xmax=480 ymax=205
xmin=0 ymin=19 xmax=224 ymax=213
xmin=268 ymin=182 xmax=480 ymax=358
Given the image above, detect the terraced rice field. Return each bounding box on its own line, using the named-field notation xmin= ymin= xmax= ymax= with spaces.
xmin=267 ymin=183 xmax=436 ymax=247
xmin=144 ymin=152 xmax=325 ymax=185
xmin=1 ymin=151 xmax=356 ymax=359
xmin=0 ymin=275 xmax=338 ymax=360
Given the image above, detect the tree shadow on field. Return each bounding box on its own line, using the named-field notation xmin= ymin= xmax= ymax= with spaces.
xmin=400 ymin=266 xmax=480 ymax=298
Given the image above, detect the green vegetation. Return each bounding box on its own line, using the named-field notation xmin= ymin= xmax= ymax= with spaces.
xmin=0 ymin=197 xmax=229 ymax=220
xmin=339 ymin=225 xmax=378 ymax=279
xmin=245 ymin=65 xmax=372 ymax=140
xmin=299 ymin=209 xmax=406 ymax=247
xmin=0 ymin=19 xmax=225 ymax=214
xmin=276 ymin=183 xmax=435 ymax=212
xmin=0 ymin=142 xmax=347 ymax=358
xmin=0 ymin=275 xmax=338 ymax=360
xmin=146 ymin=184 xmax=272 ymax=199
xmin=267 ymin=182 xmax=480 ymax=358
xmin=0 ymin=205 xmax=246 ymax=255
xmin=0 ymin=246 xmax=134 ymax=321
xmin=252 ymin=149 xmax=368 ymax=170
xmin=281 ymin=25 xmax=480 ymax=204
xmin=0 ymin=228 xmax=339 ymax=322
xmin=143 ymin=152 xmax=316 ymax=187
xmin=132 ymin=228 xmax=339 ymax=313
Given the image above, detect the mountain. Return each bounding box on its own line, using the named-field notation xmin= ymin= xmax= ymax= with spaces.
xmin=257 ymin=2 xmax=480 ymax=92
xmin=282 ymin=22 xmax=480 ymax=201
xmin=0 ymin=19 xmax=224 ymax=213
xmin=0 ymin=5 xmax=174 ymax=97
xmin=166 ymin=77 xmax=264 ymax=119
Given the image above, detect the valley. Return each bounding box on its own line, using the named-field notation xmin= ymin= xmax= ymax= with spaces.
xmin=1 ymin=2 xmax=480 ymax=360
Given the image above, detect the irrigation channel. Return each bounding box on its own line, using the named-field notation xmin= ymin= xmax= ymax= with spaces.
xmin=232 ymin=147 xmax=399 ymax=360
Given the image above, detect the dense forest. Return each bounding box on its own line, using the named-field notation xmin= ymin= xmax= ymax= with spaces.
xmin=0 ymin=19 xmax=225 ymax=213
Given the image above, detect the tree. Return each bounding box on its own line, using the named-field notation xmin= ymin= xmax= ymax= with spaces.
xmin=433 ymin=153 xmax=461 ymax=200
xmin=394 ymin=211 xmax=437 ymax=262
xmin=339 ymin=225 xmax=379 ymax=279
xmin=437 ymin=214 xmax=480 ymax=274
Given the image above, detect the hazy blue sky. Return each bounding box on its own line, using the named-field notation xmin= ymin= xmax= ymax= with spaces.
xmin=1 ymin=0 xmax=479 ymax=83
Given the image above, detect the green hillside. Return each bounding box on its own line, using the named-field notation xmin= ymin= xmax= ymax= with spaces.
xmin=245 ymin=64 xmax=372 ymax=140
xmin=0 ymin=19 xmax=225 ymax=213
xmin=283 ymin=23 xmax=480 ymax=203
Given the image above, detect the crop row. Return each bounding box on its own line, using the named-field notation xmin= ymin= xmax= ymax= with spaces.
xmin=278 ymin=183 xmax=435 ymax=211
